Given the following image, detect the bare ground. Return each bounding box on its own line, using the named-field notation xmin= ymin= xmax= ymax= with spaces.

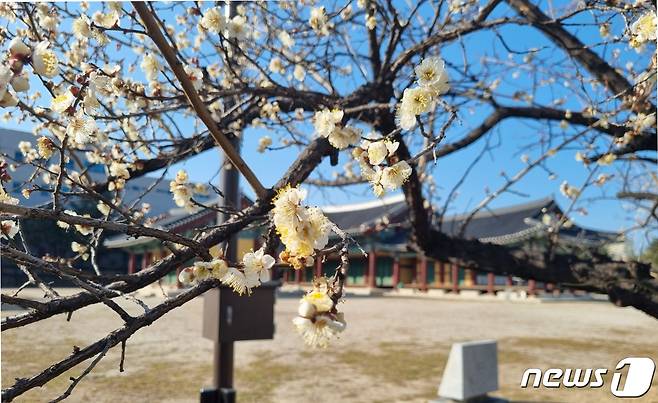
xmin=2 ymin=288 xmax=657 ymax=403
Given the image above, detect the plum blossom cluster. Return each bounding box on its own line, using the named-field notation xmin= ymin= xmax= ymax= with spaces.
xmin=200 ymin=7 xmax=248 ymax=40
xmin=560 ymin=181 xmax=580 ymax=200
xmin=313 ymin=109 xmax=361 ymax=150
xmin=629 ymin=10 xmax=657 ymax=49
xmin=0 ymin=38 xmax=58 ymax=108
xmin=178 ymin=247 xmax=275 ymax=296
xmin=309 ymin=7 xmax=331 ymax=36
xmin=57 ymin=210 xmax=93 ymax=236
xmin=169 ymin=170 xmax=208 ymax=212
xmin=353 ymin=137 xmax=412 ymax=197
xmin=396 ymin=56 xmax=449 ymax=130
xmin=618 ymin=112 xmax=657 ymax=146
xmin=293 ymin=278 xmax=346 ymax=348
xmin=273 ymin=186 xmax=333 ymax=270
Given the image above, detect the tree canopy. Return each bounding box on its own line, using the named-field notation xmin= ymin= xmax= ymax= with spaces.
xmin=0 ymin=1 xmax=656 ymax=400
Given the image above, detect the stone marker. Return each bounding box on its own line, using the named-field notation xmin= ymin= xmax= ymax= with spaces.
xmin=431 ymin=340 xmax=507 ymax=403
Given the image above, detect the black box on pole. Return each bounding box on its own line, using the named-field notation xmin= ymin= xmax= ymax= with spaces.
xmin=202 ymin=283 xmax=276 ymax=343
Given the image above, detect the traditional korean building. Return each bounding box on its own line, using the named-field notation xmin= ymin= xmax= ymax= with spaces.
xmin=105 ymin=194 xmax=625 ymax=295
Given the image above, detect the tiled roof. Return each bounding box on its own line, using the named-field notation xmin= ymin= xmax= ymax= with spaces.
xmin=105 ymin=193 xmax=620 ymax=249
xmin=323 ymin=194 xmax=408 ymax=232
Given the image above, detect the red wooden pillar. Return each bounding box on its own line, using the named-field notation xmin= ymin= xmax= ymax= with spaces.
xmin=487 ymin=272 xmax=495 ymax=294
xmin=295 ymin=269 xmax=301 ymax=284
xmin=528 ymin=279 xmax=536 ymax=296
xmin=506 ymin=275 xmax=513 ymax=287
xmin=392 ymin=256 xmax=400 ymax=288
xmin=469 ymin=270 xmax=477 ymax=287
xmin=418 ymin=257 xmax=428 ymax=291
xmin=367 ymin=251 xmax=377 ymax=288
xmin=283 ymin=269 xmax=289 ymax=283
xmin=128 ymin=253 xmax=136 ymax=274
xmin=451 ymin=264 xmax=459 ymax=294
xmin=439 ymin=262 xmax=445 ymax=286
xmin=141 ymin=252 xmax=150 ymax=271
xmin=315 ymin=257 xmax=322 ymax=279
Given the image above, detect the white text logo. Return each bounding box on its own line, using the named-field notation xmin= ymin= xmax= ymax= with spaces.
xmin=520 ymin=357 xmax=655 ymax=398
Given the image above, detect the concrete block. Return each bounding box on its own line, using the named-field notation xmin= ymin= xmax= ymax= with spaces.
xmin=437 ymin=340 xmax=499 ymax=401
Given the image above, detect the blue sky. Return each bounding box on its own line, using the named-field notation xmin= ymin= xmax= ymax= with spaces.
xmin=2 ymin=1 xmax=654 ymax=250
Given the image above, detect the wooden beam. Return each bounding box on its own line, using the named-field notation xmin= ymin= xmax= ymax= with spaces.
xmin=367 ymin=250 xmax=377 ymax=288
xmin=451 ymin=264 xmax=459 ymax=294
xmin=392 ymin=256 xmax=400 ymax=288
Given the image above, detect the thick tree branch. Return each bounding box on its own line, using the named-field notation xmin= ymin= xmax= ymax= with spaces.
xmin=506 ymin=0 xmax=655 ymax=113
xmin=133 ymin=2 xmax=267 ymax=198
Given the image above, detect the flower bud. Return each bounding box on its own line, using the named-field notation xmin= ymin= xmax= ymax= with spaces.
xmin=297 ymin=300 xmax=317 ymax=319
xmin=10 ymin=73 xmax=29 ymax=92
xmin=326 ymin=317 xmax=346 ymax=332
xmin=8 ymin=58 xmax=25 ymax=75
xmin=9 ymin=38 xmax=31 ymax=58
xmin=0 ymin=91 xmax=19 ymax=107
xmin=178 ymin=267 xmax=195 ymax=285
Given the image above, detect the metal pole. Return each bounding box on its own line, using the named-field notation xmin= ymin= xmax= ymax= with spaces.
xmin=201 ymin=3 xmax=239 ymax=402
xmin=214 ymin=2 xmax=239 ymax=402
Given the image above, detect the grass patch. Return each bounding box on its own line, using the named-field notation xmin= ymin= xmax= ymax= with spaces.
xmin=235 ymin=351 xmax=297 ymax=403
xmin=335 ymin=341 xmax=446 ymax=401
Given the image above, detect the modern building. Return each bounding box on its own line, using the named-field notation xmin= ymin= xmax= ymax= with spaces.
xmin=105 ymin=193 xmax=625 ymax=295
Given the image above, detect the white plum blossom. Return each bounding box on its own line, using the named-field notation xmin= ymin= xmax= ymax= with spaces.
xmin=169 ymin=170 xmax=194 ymax=211
xmin=184 ymin=65 xmax=204 ymax=90
xmin=309 ymin=7 xmax=329 ymax=36
xmin=366 ymin=15 xmax=376 ymax=30
xmin=293 ymin=282 xmax=346 ymax=348
xmin=328 ymin=126 xmax=361 ymax=150
xmin=293 ymin=64 xmax=306 ymax=81
xmin=97 ymin=202 xmax=111 ymax=216
xmin=381 ymin=161 xmax=412 ymax=190
xmin=178 ymin=267 xmax=196 ymax=285
xmin=313 ymin=109 xmax=359 ymax=150
xmin=400 ymin=87 xmax=433 ymax=115
xmin=560 ymin=181 xmax=580 ymax=199
xmin=292 ymin=314 xmax=346 ymax=348
xmin=10 ymin=72 xmax=29 ymax=92
xmin=313 ymin=109 xmax=343 ymax=137
xmin=141 ymin=53 xmax=160 ymax=82
xmin=109 ymin=161 xmax=130 ymax=190
xmin=32 ymin=41 xmax=59 ymax=78
xmin=71 ymin=241 xmax=89 ymax=260
xmin=227 ymin=15 xmax=247 ymax=40
xmin=630 ymin=11 xmax=657 ymax=48
xmin=67 ymin=112 xmax=97 ymax=144
xmin=51 ymin=91 xmax=76 ymax=113
xmin=273 ymin=186 xmax=333 ymax=270
xmin=242 ymin=247 xmax=275 ymax=283
xmin=278 ymin=30 xmax=295 ymax=48
xmin=414 ymin=56 xmax=449 ymax=95
xmin=396 ymin=57 xmax=450 ymax=130
xmin=221 ymin=267 xmax=260 ymax=295
xmin=200 ymin=7 xmax=225 ymax=33
xmin=9 ymin=37 xmax=30 ymax=58
xmin=72 ymin=15 xmax=93 ymax=39
xmin=257 ymin=136 xmax=272 ymax=153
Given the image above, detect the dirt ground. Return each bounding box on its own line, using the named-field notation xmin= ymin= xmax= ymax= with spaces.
xmin=2 ymin=288 xmax=657 ymax=403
